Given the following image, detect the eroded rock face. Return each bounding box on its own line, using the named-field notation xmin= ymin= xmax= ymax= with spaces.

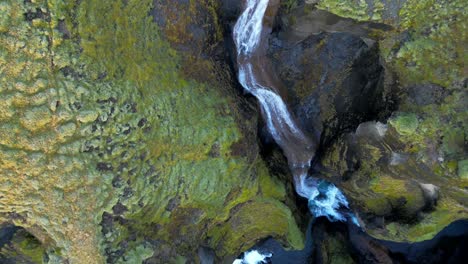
xmin=323 ymin=110 xmax=467 ymax=242
xmin=316 ymin=0 xmax=465 ymax=88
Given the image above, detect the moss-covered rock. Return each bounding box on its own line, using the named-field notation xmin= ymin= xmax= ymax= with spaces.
xmin=317 ymin=0 xmax=466 ymax=87
xmin=389 ymin=113 xmax=419 ymax=136
xmin=207 ymin=198 xmax=304 ymax=256
xmin=458 ymin=160 xmax=468 ymax=180
xmin=320 ymin=120 xmax=467 ymax=242
xmin=0 ymin=0 xmax=302 ymax=262
xmin=269 ymin=0 xmax=468 ymax=243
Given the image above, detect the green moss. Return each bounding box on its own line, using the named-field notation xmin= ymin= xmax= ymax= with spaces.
xmin=392 ymin=0 xmax=465 ymax=87
xmin=207 ymin=198 xmax=304 ymax=255
xmin=406 ymin=198 xmax=463 ymax=241
xmin=387 ymin=90 xmax=466 ymax=178
xmin=318 ymin=13 xmax=466 ymax=238
xmin=317 ymin=0 xmax=370 ymax=21
xmin=458 ymin=160 xmax=468 ymax=179
xmin=386 ymin=222 xmax=398 ymax=237
xmin=0 ymin=229 xmax=46 ymax=264
xmin=389 ymin=113 xmax=419 ymax=136
xmin=363 ymin=195 xmax=391 ymax=216
xmin=319 ymin=0 xmax=465 ymax=87
xmin=174 ymin=255 xmax=188 ymax=264
xmin=0 ymin=2 xmax=12 ymax=33
xmin=258 ymin=161 xmax=287 ymax=200
xmin=116 ymin=244 xmax=154 ymax=264
xmin=369 ymin=175 xmax=425 ymax=216
xmin=370 ymin=197 xmax=468 ymax=242
xmin=442 ymin=128 xmax=464 ymax=157
xmin=371 ymin=1 xmax=385 ymax=20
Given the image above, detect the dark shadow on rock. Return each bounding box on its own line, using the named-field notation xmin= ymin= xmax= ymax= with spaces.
xmin=0 ymin=225 xmax=19 ymax=248
xmin=0 ymin=225 xmax=48 ymax=264
xmin=348 ymin=219 xmax=468 ymax=264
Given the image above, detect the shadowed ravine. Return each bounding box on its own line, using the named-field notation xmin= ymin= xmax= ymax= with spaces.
xmin=232 ymin=0 xmax=467 ymax=263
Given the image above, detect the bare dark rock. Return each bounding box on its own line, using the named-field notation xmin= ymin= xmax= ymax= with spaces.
xmin=406 ymin=83 xmax=449 ymax=106
xmin=268 ymin=31 xmax=390 ymax=150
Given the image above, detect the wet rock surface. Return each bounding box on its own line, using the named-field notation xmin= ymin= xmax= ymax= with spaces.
xmin=320 ymin=120 xmax=466 ymax=238
xmin=263 ymin=0 xmax=467 ymax=246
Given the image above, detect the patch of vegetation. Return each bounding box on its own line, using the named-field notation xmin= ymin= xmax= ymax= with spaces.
xmin=0 ymin=0 xmax=302 ymax=262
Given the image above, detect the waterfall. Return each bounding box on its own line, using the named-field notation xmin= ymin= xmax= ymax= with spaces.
xmin=233 ymin=0 xmax=356 ymax=224
xmin=232 ymin=2 xmax=361 ymax=260
xmin=234 ymin=0 xmax=315 ymax=197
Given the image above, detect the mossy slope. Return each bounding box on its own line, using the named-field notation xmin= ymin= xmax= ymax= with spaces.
xmin=0 ymin=0 xmax=302 ymax=263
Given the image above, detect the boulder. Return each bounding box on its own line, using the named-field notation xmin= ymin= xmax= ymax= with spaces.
xmin=320 ymin=120 xmax=467 ymax=241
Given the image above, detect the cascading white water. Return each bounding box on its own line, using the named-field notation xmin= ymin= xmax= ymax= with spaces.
xmin=235 ymin=0 xmax=315 ymax=199
xmin=233 ymin=0 xmax=270 ymax=56
xmin=233 ymin=250 xmax=272 ymax=264
xmin=234 ymin=0 xmax=355 ymax=221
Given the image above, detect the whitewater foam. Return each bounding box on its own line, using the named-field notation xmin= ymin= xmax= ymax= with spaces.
xmin=234 ymin=0 xmax=270 ymax=55
xmin=233 ymin=250 xmax=272 ymax=264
